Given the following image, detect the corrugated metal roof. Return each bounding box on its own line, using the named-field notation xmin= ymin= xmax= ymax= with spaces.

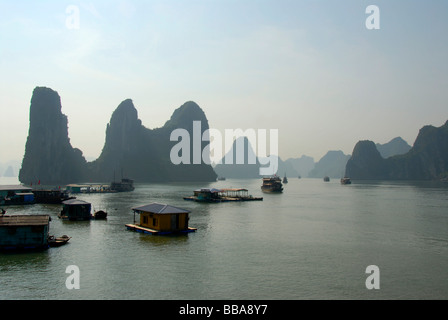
xmin=132 ymin=203 xmax=190 ymax=214
xmin=62 ymin=199 xmax=91 ymax=205
xmin=0 ymin=215 xmax=50 ymax=227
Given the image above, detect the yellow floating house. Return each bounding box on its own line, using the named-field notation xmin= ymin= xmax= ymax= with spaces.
xmin=126 ymin=203 xmax=197 ymax=235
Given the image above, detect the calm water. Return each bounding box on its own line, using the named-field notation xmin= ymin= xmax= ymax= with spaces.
xmin=1 ymin=176 xmax=448 ymax=300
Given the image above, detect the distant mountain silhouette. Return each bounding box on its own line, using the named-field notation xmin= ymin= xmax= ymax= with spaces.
xmin=3 ymin=166 xmax=15 ymax=177
xmin=19 ymin=87 xmax=216 ymax=184
xmin=285 ymin=155 xmax=315 ymax=178
xmin=213 ymin=137 xmax=261 ymax=179
xmin=213 ymin=136 xmax=299 ymax=178
xmin=88 ymin=99 xmax=216 ymax=182
xmin=308 ymin=150 xmax=350 ymax=179
xmin=376 ymin=137 xmax=411 ymax=159
xmin=345 ymin=121 xmax=448 ymax=180
xmin=0 ymin=160 xmax=20 ymax=178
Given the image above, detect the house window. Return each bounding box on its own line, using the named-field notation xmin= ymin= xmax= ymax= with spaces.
xmin=153 ymin=218 xmax=158 ymax=227
xmin=143 ymin=216 xmax=148 ymax=224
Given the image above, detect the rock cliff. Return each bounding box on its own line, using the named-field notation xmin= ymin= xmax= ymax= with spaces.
xmin=376 ymin=137 xmax=411 ymax=159
xmin=19 ymin=87 xmax=87 ymax=185
xmin=19 ymin=87 xmax=217 ymax=184
xmin=345 ymin=121 xmax=448 ymax=180
xmin=88 ymin=100 xmax=217 ymax=182
xmin=308 ymin=150 xmax=350 ymax=179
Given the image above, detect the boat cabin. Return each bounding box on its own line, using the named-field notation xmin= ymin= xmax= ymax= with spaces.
xmin=0 ymin=215 xmax=50 ymax=251
xmin=194 ymin=188 xmax=221 ymax=202
xmin=126 ymin=203 xmax=196 ymax=235
xmin=59 ymin=199 xmax=92 ymax=221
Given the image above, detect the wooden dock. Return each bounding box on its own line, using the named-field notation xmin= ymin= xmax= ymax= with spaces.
xmin=125 ymin=224 xmax=197 ymax=235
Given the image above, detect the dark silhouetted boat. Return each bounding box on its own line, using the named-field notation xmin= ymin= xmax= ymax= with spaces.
xmin=93 ymin=210 xmax=108 ymax=220
xmin=261 ymin=176 xmax=283 ymax=193
xmin=110 ymin=178 xmax=134 ymax=192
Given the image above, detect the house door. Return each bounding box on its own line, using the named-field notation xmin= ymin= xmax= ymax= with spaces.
xmin=171 ymin=214 xmax=180 ymax=230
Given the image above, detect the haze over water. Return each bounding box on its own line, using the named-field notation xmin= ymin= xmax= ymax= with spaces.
xmin=1 ymin=176 xmax=447 ymax=300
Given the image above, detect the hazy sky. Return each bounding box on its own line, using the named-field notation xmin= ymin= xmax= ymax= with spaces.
xmin=1 ymin=0 xmax=447 ymax=164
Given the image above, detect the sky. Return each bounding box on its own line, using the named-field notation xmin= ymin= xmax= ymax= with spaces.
xmin=0 ymin=0 xmax=447 ymax=165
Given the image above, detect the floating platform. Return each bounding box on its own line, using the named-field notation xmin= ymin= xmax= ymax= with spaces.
xmin=125 ymin=224 xmax=197 ymax=235
xmin=184 ymin=188 xmax=263 ymax=203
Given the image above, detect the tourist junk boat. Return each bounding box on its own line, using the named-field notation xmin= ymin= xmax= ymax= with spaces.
xmin=324 ymin=176 xmax=330 ymax=182
xmin=283 ymin=174 xmax=288 ymax=184
xmin=183 ymin=188 xmax=263 ymax=203
xmin=110 ymin=178 xmax=135 ymax=192
xmin=261 ymin=175 xmax=283 ymax=193
xmin=340 ymin=177 xmax=352 ymax=185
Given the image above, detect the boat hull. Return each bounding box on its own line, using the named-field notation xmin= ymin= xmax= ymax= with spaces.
xmin=261 ymin=188 xmax=283 ymax=193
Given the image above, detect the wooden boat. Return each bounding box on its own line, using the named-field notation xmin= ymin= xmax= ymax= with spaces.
xmin=48 ymin=235 xmax=71 ymax=247
xmin=324 ymin=176 xmax=330 ymax=182
xmin=340 ymin=177 xmax=352 ymax=185
xmin=283 ymin=174 xmax=288 ymax=184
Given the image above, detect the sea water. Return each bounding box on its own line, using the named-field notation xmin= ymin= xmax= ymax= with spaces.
xmin=1 ymin=176 xmax=447 ymax=300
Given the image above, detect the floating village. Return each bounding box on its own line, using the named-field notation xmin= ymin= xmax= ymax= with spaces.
xmin=0 ymin=174 xmax=353 ymax=252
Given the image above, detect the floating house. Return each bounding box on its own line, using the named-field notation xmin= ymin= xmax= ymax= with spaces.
xmin=126 ymin=203 xmax=197 ymax=235
xmin=0 ymin=215 xmax=50 ymax=251
xmin=59 ymin=199 xmax=93 ymax=221
xmin=0 ymin=185 xmax=35 ymax=206
xmin=184 ymin=188 xmax=263 ymax=202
